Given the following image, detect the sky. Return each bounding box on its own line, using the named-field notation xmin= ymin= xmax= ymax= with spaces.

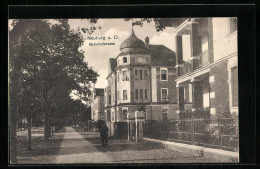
xmin=68 ymin=19 xmax=177 ymax=88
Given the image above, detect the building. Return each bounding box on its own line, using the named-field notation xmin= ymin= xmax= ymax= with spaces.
xmin=91 ymin=88 xmax=105 ymax=121
xmin=174 ymin=18 xmax=238 ymax=117
xmin=105 ymin=28 xmax=177 ymax=136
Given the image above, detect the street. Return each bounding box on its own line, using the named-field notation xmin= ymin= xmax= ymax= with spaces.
xmin=17 ymin=126 xmax=218 ymax=164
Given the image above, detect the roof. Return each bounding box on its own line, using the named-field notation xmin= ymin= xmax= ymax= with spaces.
xmin=149 ymin=45 xmax=176 ymax=67
xmin=95 ymin=88 xmax=104 ymax=97
xmin=109 ymin=58 xmax=117 ymax=72
xmin=120 ymin=28 xmax=147 ymax=50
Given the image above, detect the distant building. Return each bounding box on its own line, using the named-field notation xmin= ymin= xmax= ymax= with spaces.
xmin=105 ymin=28 xmax=177 ymax=136
xmin=174 ymin=18 xmax=238 ymax=117
xmin=91 ymin=88 xmax=105 ymax=121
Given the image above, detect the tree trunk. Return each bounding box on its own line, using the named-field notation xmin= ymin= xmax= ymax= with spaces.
xmin=44 ymin=113 xmax=51 ymax=140
xmin=10 ymin=65 xmax=21 ymax=163
xmin=51 ymin=126 xmax=54 ymax=135
xmin=27 ymin=117 xmax=32 ymax=150
xmin=10 ymin=103 xmax=18 ymax=163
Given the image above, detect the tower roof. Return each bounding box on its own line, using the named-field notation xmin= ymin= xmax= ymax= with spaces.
xmin=120 ymin=28 xmax=147 ymax=50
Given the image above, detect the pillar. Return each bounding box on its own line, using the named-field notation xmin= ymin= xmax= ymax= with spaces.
xmin=176 ymin=84 xmax=185 ymax=114
xmin=191 ymin=78 xmax=203 ymax=112
xmin=208 ymin=18 xmax=214 ymax=63
xmin=190 ymin=21 xmax=201 ymax=71
xmin=175 ymin=35 xmax=184 ymax=76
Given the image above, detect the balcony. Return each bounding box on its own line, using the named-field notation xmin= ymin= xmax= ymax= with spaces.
xmin=198 ymin=50 xmax=209 ymax=68
xmin=178 ymin=50 xmax=209 ymax=77
xmin=179 ymin=59 xmax=192 ymax=76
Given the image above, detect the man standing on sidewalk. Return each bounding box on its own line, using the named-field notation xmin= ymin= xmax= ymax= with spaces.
xmin=99 ymin=123 xmax=109 ymax=148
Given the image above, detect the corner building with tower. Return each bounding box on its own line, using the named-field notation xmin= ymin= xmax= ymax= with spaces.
xmin=104 ymin=29 xmax=178 ymax=137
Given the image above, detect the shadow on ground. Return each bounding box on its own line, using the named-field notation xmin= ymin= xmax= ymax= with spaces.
xmin=75 ymin=128 xmax=220 ymax=163
xmin=17 ymin=127 xmax=65 ymax=164
xmin=75 ymin=129 xmax=164 ymax=153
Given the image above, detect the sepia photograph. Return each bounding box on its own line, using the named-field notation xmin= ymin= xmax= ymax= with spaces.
xmin=9 ymin=17 xmax=239 ymax=164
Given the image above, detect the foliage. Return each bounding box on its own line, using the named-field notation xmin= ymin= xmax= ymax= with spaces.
xmin=79 ymin=18 xmax=186 ymax=35
xmin=222 ymin=102 xmax=231 ymax=118
xmin=124 ymin=18 xmax=186 ymax=31
xmin=9 ymin=19 xmax=99 ymax=139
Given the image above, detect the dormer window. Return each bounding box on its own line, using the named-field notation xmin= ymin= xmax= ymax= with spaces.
xmin=123 ymin=57 xmax=127 ymax=63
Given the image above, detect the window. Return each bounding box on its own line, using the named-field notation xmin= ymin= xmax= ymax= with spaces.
xmin=123 ymin=90 xmax=128 ymax=100
xmin=111 ymin=111 xmax=115 ymax=122
xmin=135 ymin=89 xmax=138 ymax=99
xmin=231 ymin=67 xmax=238 ymax=106
xmin=140 ymin=89 xmax=143 ymax=100
xmin=161 ymin=69 xmax=168 ymax=81
xmin=144 ymin=70 xmax=148 ymax=79
xmin=108 ymin=95 xmax=111 ymax=104
xmin=122 ymin=108 xmax=128 ymax=120
xmin=137 ymin=56 xmax=144 ymax=63
xmin=145 ymin=89 xmax=148 ymax=99
xmin=123 ymin=57 xmax=127 ymax=63
xmin=162 ymin=109 xmax=168 ymax=121
xmin=122 ymin=70 xmax=128 ymax=81
xmin=229 ymin=18 xmax=237 ymax=34
xmin=161 ymin=88 xmax=168 ymax=101
xmin=140 ymin=70 xmax=143 ymax=80
xmin=135 ymin=70 xmax=139 ymax=80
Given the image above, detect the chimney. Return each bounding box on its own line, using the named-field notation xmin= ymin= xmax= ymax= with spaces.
xmin=145 ymin=36 xmax=149 ymax=48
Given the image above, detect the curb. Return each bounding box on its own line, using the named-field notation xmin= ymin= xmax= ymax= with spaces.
xmin=143 ymin=137 xmax=239 ymax=163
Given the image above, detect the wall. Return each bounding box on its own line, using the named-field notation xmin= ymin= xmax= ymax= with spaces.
xmin=118 ymin=67 xmax=130 ymax=103
xmin=155 ymin=67 xmax=177 ymax=103
xmin=151 ymin=104 xmax=178 ymax=120
xmin=227 ymin=55 xmax=239 ymax=114
xmin=131 ymin=66 xmax=151 ymax=104
xmin=212 ymin=18 xmax=237 ymax=62
xmin=210 ymin=60 xmax=229 ymax=115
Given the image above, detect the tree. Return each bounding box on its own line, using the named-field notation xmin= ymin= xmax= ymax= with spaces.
xmin=80 ymin=18 xmax=185 ymax=37
xmin=222 ymin=101 xmax=231 ymax=118
xmin=124 ymin=18 xmax=186 ymax=31
xmin=9 ymin=19 xmax=98 ymax=162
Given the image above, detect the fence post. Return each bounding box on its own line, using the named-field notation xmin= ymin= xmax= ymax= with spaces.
xmin=218 ymin=116 xmax=222 ymax=149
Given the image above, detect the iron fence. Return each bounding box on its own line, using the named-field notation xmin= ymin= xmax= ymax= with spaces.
xmin=144 ymin=116 xmax=239 ymax=152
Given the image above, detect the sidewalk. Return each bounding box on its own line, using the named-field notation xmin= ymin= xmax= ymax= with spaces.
xmin=55 ymin=127 xmax=111 ymax=163
xmin=17 ymin=126 xmax=220 ymax=164
xmin=143 ymin=137 xmax=239 ymax=163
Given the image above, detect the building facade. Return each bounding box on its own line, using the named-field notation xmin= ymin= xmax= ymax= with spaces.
xmin=105 ymin=29 xmax=177 ymax=136
xmin=91 ymin=88 xmax=105 ymax=121
xmin=174 ymin=18 xmax=238 ymax=117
